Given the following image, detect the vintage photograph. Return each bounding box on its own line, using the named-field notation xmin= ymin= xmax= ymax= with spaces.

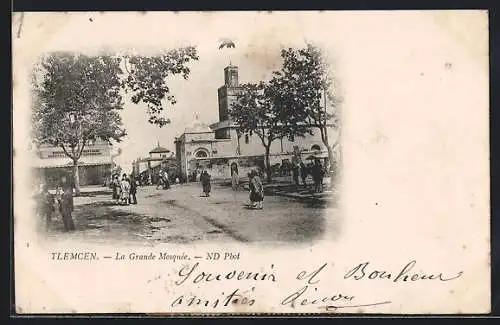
xmin=28 ymin=36 xmax=341 ymax=245
xmin=13 ymin=11 xmax=490 ymax=314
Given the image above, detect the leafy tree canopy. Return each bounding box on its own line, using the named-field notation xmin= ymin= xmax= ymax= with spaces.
xmin=32 ymin=47 xmax=199 ymax=158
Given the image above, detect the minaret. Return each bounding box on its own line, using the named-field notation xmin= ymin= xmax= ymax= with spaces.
xmin=218 ymin=65 xmax=240 ymax=122
xmin=224 ymin=65 xmax=239 ymax=87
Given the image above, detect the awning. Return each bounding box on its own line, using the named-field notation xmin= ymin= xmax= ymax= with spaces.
xmin=150 ymin=161 xmax=162 ymax=169
xmin=32 ymin=156 xmax=112 ymax=169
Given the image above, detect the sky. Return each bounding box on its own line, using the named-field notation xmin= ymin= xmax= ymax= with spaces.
xmin=112 ymin=40 xmax=287 ymax=171
xmin=17 ymin=12 xmax=325 ymax=172
xmin=15 ymin=11 xmax=487 ymax=175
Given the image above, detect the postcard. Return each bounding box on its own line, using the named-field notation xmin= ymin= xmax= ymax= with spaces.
xmin=12 ymin=10 xmax=490 ymax=314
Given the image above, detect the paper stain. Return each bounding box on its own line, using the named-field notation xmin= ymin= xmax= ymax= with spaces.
xmin=13 ymin=13 xmax=74 ymax=56
xmin=244 ymin=29 xmax=286 ymax=78
xmin=15 ymin=12 xmax=25 ymax=38
xmin=370 ymin=131 xmax=388 ymax=147
xmin=429 ymin=11 xmax=488 ymax=70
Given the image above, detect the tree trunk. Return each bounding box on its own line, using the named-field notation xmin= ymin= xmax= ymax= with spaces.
xmin=72 ymin=160 xmax=81 ymax=196
xmin=264 ymin=145 xmax=272 ymax=183
xmin=236 ymin=133 xmax=241 ymax=155
xmin=320 ymin=130 xmax=336 ymax=190
xmin=326 ymin=144 xmax=336 ymax=188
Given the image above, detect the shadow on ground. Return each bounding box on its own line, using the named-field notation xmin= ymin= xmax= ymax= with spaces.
xmin=44 ymin=183 xmax=339 ymax=244
xmin=46 ymin=201 xmax=166 ymax=240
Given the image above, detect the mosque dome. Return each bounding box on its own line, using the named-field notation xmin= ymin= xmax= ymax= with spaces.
xmin=184 ymin=115 xmax=213 ymax=134
xmin=149 ymin=142 xmax=170 ymax=154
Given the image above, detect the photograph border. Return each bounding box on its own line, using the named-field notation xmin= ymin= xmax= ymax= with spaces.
xmin=9 ymin=0 xmax=498 ymax=319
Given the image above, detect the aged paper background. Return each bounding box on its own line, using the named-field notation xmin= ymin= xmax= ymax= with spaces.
xmin=12 ymin=11 xmax=490 ymax=314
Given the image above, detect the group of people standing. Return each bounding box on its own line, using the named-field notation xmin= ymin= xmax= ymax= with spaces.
xmin=292 ymin=159 xmax=326 ymax=193
xmin=111 ymin=173 xmax=138 ymax=205
xmin=35 ymin=177 xmax=75 ymax=232
xmin=155 ymin=169 xmax=171 ymax=190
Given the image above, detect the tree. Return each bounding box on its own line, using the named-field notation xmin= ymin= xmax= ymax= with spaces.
xmin=276 ymin=44 xmax=341 ymax=186
xmin=229 ymin=82 xmax=280 ymax=182
xmin=230 ymin=74 xmax=312 ymax=182
xmin=32 ymin=47 xmax=198 ymax=195
xmin=121 ymin=46 xmax=199 ymax=127
xmin=32 ymin=53 xmax=126 ymax=195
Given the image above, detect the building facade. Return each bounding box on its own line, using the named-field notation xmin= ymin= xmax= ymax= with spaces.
xmin=32 ymin=138 xmax=113 ymax=187
xmin=174 ymin=64 xmax=340 ymax=180
xmin=132 ymin=143 xmax=180 ymax=183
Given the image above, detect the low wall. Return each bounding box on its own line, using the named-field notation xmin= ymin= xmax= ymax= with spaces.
xmin=186 ymin=155 xmax=265 ymax=181
xmin=185 ymin=150 xmax=333 ymax=182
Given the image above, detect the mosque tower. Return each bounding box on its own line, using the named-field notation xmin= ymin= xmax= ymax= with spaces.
xmin=217 ymin=64 xmax=241 ymax=122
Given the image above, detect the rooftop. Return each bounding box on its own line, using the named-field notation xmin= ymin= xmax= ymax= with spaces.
xmin=184 ymin=115 xmax=213 ymax=134
xmin=149 ymin=142 xmax=170 ymax=154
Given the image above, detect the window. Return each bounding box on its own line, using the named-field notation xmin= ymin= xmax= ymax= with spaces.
xmin=47 ymin=151 xmax=66 ymax=158
xmin=82 ymin=149 xmax=101 ymax=156
xmin=230 ymin=73 xmax=237 ymax=86
xmin=195 ymin=150 xmax=208 ymax=158
xmin=245 ymin=134 xmax=249 ymax=144
xmin=311 ymin=145 xmax=321 ymax=151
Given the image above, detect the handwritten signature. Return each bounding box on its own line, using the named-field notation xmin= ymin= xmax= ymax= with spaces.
xmin=344 ymin=260 xmax=463 ymax=282
xmin=162 ymin=260 xmax=463 ymax=311
xmin=170 ymin=288 xmax=256 ymax=309
xmin=174 ymin=262 xmax=277 ymax=285
xmin=281 ymin=263 xmax=390 ymax=311
xmin=281 ymin=260 xmax=463 ymax=312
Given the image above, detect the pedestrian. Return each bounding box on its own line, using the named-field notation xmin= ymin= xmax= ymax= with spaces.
xmin=200 ymin=170 xmax=211 ymax=197
xmin=156 ymin=171 xmax=164 ymax=190
xmin=292 ymin=164 xmax=300 ymax=187
xmin=231 ymin=164 xmax=240 ymax=191
xmin=249 ymin=170 xmax=264 ymax=209
xmin=120 ymin=173 xmax=130 ymax=205
xmin=129 ymin=174 xmax=138 ymax=205
xmin=311 ymin=159 xmax=324 ymax=193
xmin=319 ymin=163 xmax=326 ymax=192
xmin=111 ymin=174 xmax=119 ymax=201
xmin=300 ymin=162 xmax=308 ymax=187
xmin=164 ymin=171 xmax=171 ymax=189
xmin=60 ymin=179 xmax=76 ymax=231
xmin=36 ymin=183 xmax=55 ymax=230
xmin=54 ymin=184 xmax=63 ymax=215
xmin=112 ymin=175 xmax=121 ymax=204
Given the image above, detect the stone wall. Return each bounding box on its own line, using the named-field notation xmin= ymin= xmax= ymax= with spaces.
xmin=186 ymin=155 xmax=265 ymax=181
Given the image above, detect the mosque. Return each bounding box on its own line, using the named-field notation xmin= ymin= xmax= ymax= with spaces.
xmin=172 ymin=64 xmax=339 ymax=181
